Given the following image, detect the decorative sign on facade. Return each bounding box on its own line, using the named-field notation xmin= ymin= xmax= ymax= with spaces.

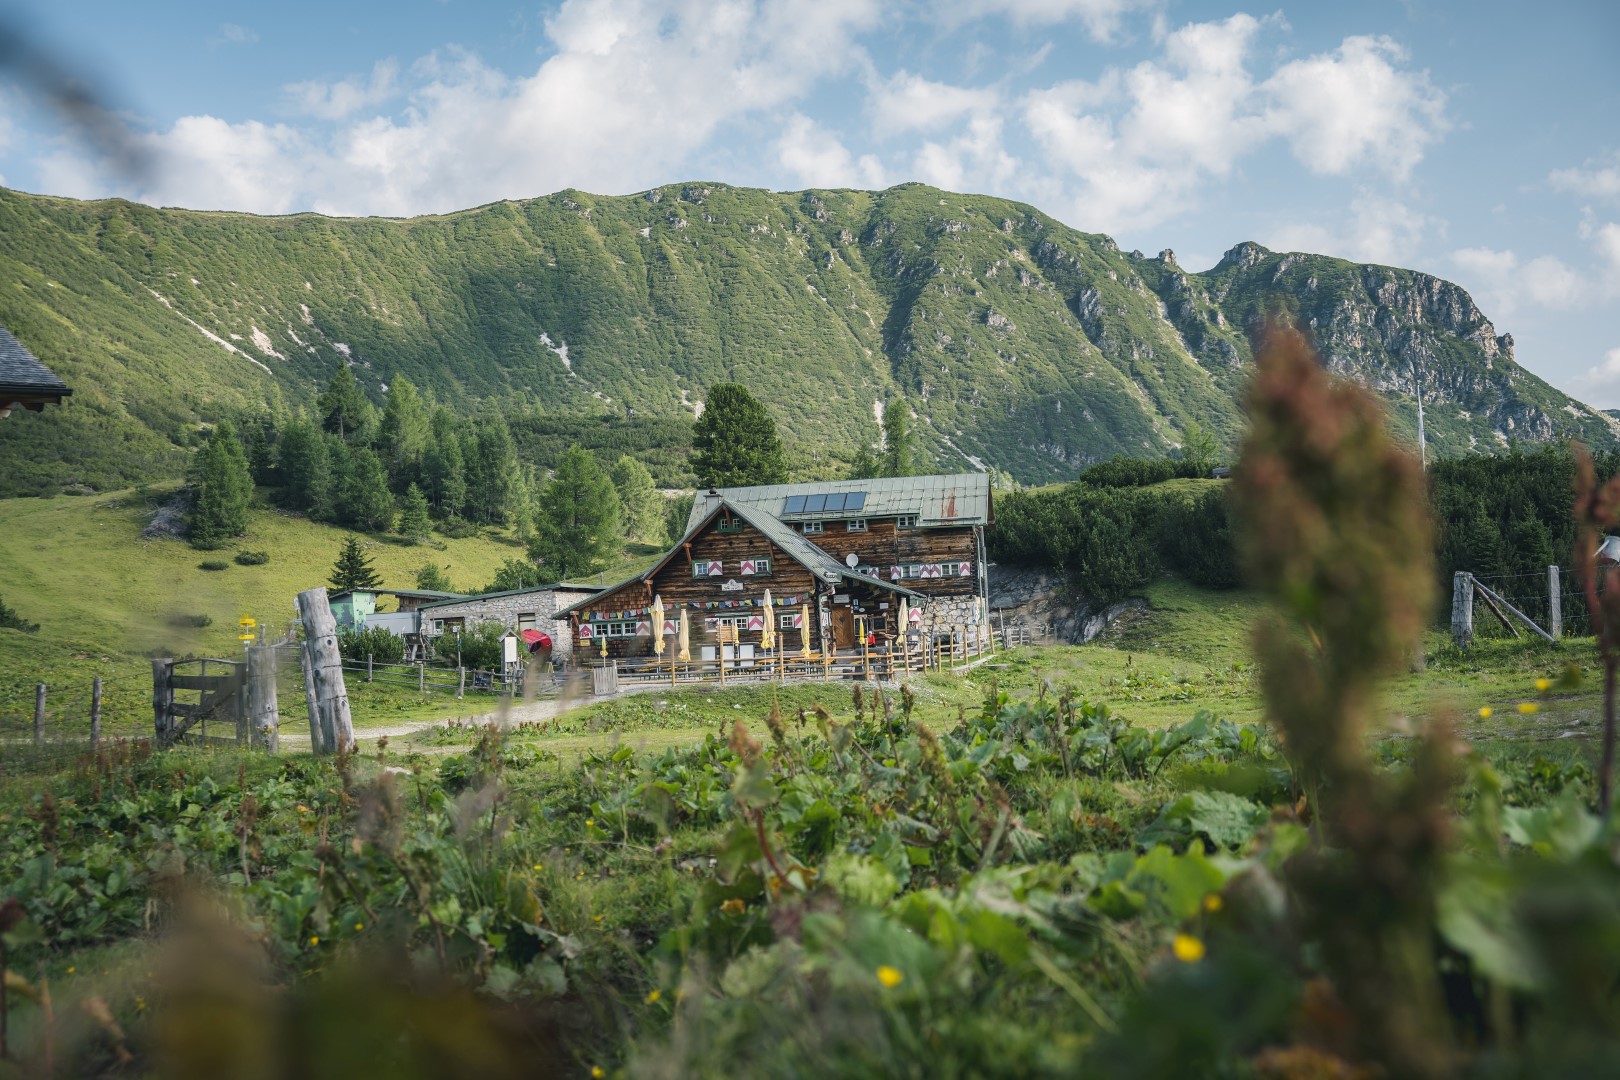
xmin=959 ymin=561 xmax=973 ymax=576
xmin=909 ymin=607 xmax=922 ymax=624
xmin=703 ymin=560 xmax=724 ymax=577
xmin=663 ymin=620 xmax=677 ymax=635
xmin=578 ymin=623 xmax=593 ymax=639
xmin=740 ymin=559 xmax=757 ymax=575
xmin=746 ymin=615 xmax=765 ymax=631
xmin=720 ymin=578 xmax=744 ymax=592
xmin=635 ymin=620 xmax=650 ymax=636
xmin=890 ymin=565 xmax=903 ymax=581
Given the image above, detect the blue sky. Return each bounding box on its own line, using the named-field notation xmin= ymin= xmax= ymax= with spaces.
xmin=3 ymin=0 xmax=1618 ymax=404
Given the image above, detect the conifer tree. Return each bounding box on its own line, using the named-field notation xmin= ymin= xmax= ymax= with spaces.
xmin=275 ymin=418 xmax=323 ymax=511
xmin=188 ymin=420 xmax=253 ymax=549
xmin=398 ymin=482 xmax=433 ymax=544
xmin=881 ymin=397 xmax=917 ymax=478
xmin=847 ymin=444 xmax=881 ymax=480
xmin=610 ymin=455 xmax=662 ymax=540
xmin=317 ymin=364 xmax=375 ymax=442
xmin=691 ymin=383 xmax=788 ymax=488
xmin=375 ymin=374 xmax=430 ymax=488
xmin=342 ymin=447 xmax=396 ymax=532
xmin=414 ymin=563 xmax=454 ymax=592
xmin=464 ymin=413 xmax=517 ymax=525
xmin=329 ymin=535 xmax=382 ymax=591
xmin=528 ymin=446 xmax=623 ymax=579
xmin=315 ymin=435 xmax=349 ymax=524
xmin=422 ymin=409 xmax=467 ymax=518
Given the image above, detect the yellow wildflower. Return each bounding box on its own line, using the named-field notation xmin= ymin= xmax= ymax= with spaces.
xmin=594 ymin=914 xmax=604 ymax=923
xmin=1172 ymin=934 xmax=1205 ymax=963
xmin=354 ymin=922 xmax=364 ymax=931
xmin=1478 ymin=706 xmax=1493 ymax=719
xmin=532 ymin=864 xmax=543 ymax=871
xmin=1518 ymin=701 xmax=1539 ymax=714
xmin=585 ymin=818 xmax=595 ymax=827
xmin=591 ymin=1068 xmax=605 ymax=1079
xmin=645 ymin=989 xmax=662 ymax=1004
xmin=1535 ymin=677 xmax=1552 ymax=692
xmin=309 ymin=936 xmax=320 ymax=946
xmin=1202 ymin=893 xmax=1222 ymax=914
xmin=719 ymin=898 xmax=746 ymax=916
xmin=296 ymin=804 xmax=311 ymax=814
xmin=66 ymin=967 xmax=75 ymax=974
xmin=877 ymin=965 xmax=904 ymax=988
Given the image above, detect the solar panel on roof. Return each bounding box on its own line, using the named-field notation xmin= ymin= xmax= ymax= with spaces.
xmin=824 ymin=492 xmax=846 ymax=511
xmin=782 ymin=495 xmax=806 ymax=514
xmin=804 ymin=494 xmax=827 ymax=512
xmin=846 ymin=492 xmax=867 ymax=511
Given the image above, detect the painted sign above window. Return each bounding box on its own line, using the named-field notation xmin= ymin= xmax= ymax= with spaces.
xmin=739 ymin=557 xmax=772 ymax=576
xmin=692 ymin=559 xmax=724 ymax=578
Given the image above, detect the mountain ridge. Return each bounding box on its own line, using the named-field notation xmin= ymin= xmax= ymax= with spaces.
xmin=0 ymin=180 xmax=1611 ymax=495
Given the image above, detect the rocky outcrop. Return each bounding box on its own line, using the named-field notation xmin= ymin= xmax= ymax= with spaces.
xmin=988 ymin=566 xmax=1145 ymax=644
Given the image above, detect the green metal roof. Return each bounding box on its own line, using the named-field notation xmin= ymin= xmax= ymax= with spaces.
xmin=687 ymin=472 xmax=991 ymax=533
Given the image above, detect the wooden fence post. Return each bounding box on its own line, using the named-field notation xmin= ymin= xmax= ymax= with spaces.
xmin=418 ymin=661 xmax=425 ymax=694
xmin=33 ymin=683 xmax=45 ymax=746
xmin=457 ymin=667 xmax=465 ymax=699
xmin=1549 ymin=565 xmax=1562 ymax=639
xmin=367 ymin=654 xmax=374 ymax=683
xmin=247 ymin=645 xmax=279 ymax=752
xmin=1451 ymin=571 xmax=1475 ymax=648
xmin=152 ymin=659 xmax=173 ymax=743
xmin=90 ymin=677 xmax=102 ymax=747
xmin=296 ymin=587 xmax=355 ymax=754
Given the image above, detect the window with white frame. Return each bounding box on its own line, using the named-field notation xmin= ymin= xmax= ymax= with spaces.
xmin=801 ymin=521 xmax=824 ymax=534
xmin=846 ymin=518 xmax=867 ymax=532
xmin=778 ymin=613 xmax=799 ymax=631
xmin=739 ymin=557 xmax=772 ymax=576
xmin=707 ymin=616 xmax=749 ymax=633
xmin=594 ymin=621 xmax=638 ymax=637
xmin=517 ymin=612 xmax=537 ymax=631
xmin=896 ymin=515 xmax=918 ymax=528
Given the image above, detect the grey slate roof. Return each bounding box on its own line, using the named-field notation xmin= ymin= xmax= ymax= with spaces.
xmin=0 ymin=326 xmax=71 ymax=397
xmin=556 ymin=497 xmax=925 ymax=619
xmin=417 ymin=581 xmax=602 ymax=610
xmin=687 ymin=473 xmax=991 ymax=533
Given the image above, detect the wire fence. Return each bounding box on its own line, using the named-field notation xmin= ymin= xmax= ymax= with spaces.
xmin=1466 ymin=567 xmax=1587 ymax=640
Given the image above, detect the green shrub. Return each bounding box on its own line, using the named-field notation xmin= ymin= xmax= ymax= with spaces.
xmin=437 ymin=516 xmax=480 ymax=539
xmin=233 ymin=550 xmax=270 ymax=565
xmin=197 ymin=560 xmax=230 ymax=571
xmin=1079 ymin=456 xmax=1204 ymax=488
xmin=449 ymin=622 xmax=508 ymax=671
xmin=1157 ymin=486 xmax=1242 ymax=589
xmin=168 ymin=613 xmax=213 ymax=628
xmin=0 ymin=595 xmax=39 ymax=634
xmin=337 ymin=624 xmax=406 ymax=664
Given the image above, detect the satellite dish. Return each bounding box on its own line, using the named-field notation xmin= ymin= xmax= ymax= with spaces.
xmin=845 ymin=552 xmax=859 ymax=568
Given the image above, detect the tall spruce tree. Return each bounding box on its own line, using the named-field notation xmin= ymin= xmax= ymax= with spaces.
xmin=528 ymin=446 xmax=623 ymax=579
xmin=188 ymin=420 xmax=253 ymax=549
xmin=398 ymin=483 xmax=433 ymax=544
xmin=464 ymin=413 xmax=517 ymax=525
xmin=329 ymin=535 xmax=382 ymax=591
xmin=317 ymin=364 xmax=375 ymax=442
xmin=610 ymin=455 xmax=662 ymax=540
xmin=422 ymin=409 xmax=467 ymax=518
xmin=881 ymin=397 xmax=917 ymax=478
xmin=375 ymin=375 xmax=430 ymax=489
xmin=276 ymin=418 xmax=323 ymax=511
xmin=316 ymin=435 xmax=350 ymax=524
xmin=342 ymin=447 xmax=396 ymax=532
xmin=691 ymin=383 xmax=788 ymax=488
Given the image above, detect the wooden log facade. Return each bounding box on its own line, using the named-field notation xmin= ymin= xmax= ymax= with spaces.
xmin=562 ymin=473 xmax=992 ymax=661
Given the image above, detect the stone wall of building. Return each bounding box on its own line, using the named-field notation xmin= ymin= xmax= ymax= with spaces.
xmin=421 ymin=588 xmax=597 ymax=664
xmin=912 ymin=594 xmax=986 ymax=643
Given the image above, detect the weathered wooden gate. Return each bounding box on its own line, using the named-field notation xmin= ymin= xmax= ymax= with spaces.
xmin=151 ymin=657 xmax=249 ymax=745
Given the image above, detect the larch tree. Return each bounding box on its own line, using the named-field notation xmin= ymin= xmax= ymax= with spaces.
xmin=528 ymin=446 xmax=623 ymax=579
xmin=691 ymin=383 xmax=788 ymax=488
xmin=342 ymin=447 xmax=396 ymax=532
xmin=397 ymin=483 xmax=433 ymax=543
xmin=881 ymin=397 xmax=918 ymax=478
xmin=188 ymin=420 xmax=253 ymax=550
xmin=610 ymin=455 xmax=662 ymax=541
xmin=375 ymin=374 xmax=430 ymax=488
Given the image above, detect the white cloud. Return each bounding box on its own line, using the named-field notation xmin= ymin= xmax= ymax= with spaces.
xmin=1550 ymin=154 xmax=1620 ymax=200
xmin=774 ymin=114 xmax=886 ymax=189
xmin=284 ymin=60 xmax=400 ymax=121
xmin=866 ymin=71 xmax=998 ymax=137
xmin=953 ymin=0 xmax=1159 ymax=43
xmin=1263 ymin=194 xmax=1434 ymax=266
xmin=1449 ymin=247 xmax=1589 ymax=316
xmin=1572 ymin=347 xmax=1620 ymax=406
xmin=1263 ymin=35 xmax=1446 ymax=179
xmin=211 ymin=24 xmax=258 ymax=47
xmin=80 ymin=0 xmax=883 ymax=216
xmin=1018 ymin=14 xmax=1446 ymax=233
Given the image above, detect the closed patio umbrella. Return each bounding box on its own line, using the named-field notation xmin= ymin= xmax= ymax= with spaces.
xmin=651 ymin=595 xmax=665 ymax=657
xmin=760 ymin=590 xmax=775 ymax=651
xmin=799 ymin=603 xmax=812 ymax=657
xmin=678 ymin=608 xmax=691 ymax=664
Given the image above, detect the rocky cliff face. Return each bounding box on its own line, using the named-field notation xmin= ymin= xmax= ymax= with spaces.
xmin=0 ymin=182 xmax=1612 ymax=495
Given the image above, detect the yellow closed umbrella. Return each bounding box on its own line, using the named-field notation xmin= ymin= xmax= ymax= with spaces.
xmin=897 ymin=597 xmax=909 ymax=639
xmin=651 ymin=595 xmax=665 ymax=657
xmin=678 ymin=608 xmax=691 ymax=664
xmin=760 ymin=590 xmax=775 ymax=651
xmin=799 ymin=603 xmax=812 ymax=657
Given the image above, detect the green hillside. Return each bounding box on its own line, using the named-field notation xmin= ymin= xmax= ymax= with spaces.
xmin=1 ymin=182 xmax=1612 ymax=495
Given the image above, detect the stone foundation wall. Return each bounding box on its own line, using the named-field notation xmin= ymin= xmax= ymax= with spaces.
xmin=420 ymin=588 xmax=596 ymax=663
